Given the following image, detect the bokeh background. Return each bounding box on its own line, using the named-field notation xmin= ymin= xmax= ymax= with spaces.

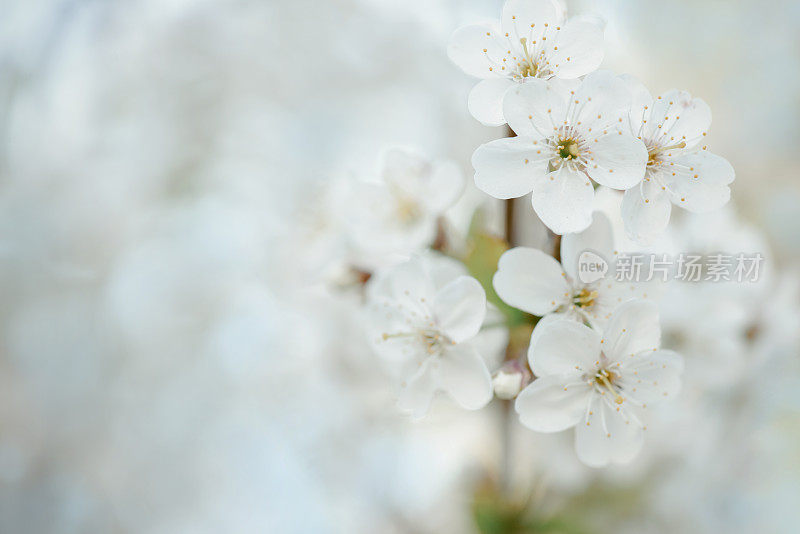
xmin=1 ymin=0 xmax=799 ymax=532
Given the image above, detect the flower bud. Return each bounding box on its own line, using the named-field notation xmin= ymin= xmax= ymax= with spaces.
xmin=492 ymin=360 xmax=532 ymax=400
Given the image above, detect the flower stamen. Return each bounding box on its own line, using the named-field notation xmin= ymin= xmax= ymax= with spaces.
xmin=648 ymin=141 xmax=686 ymax=164
xmin=595 ymin=369 xmax=624 ymax=404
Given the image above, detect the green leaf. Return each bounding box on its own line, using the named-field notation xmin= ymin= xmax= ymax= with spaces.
xmin=462 ymin=210 xmax=534 ymax=328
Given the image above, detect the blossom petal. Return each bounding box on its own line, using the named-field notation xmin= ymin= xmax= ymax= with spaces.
xmin=515 ymin=374 xmax=591 ymax=432
xmin=572 ymin=70 xmax=632 ymax=130
xmin=560 ymin=211 xmax=614 ymax=280
xmin=433 ymin=276 xmax=486 ymax=343
xmin=426 ymin=254 xmax=468 ymax=291
xmin=493 ymin=247 xmax=569 ymax=315
xmin=621 ymin=74 xmax=653 ymax=136
xmin=368 ymin=257 xmax=435 ymax=316
xmin=438 ymin=343 xmax=493 ymax=410
xmin=472 ymin=136 xmax=550 ymax=199
xmin=531 ymin=166 xmax=594 ymax=234
xmin=501 ymin=0 xmax=562 ymax=41
xmin=397 ymin=362 xmax=437 ymax=419
xmin=380 ymin=147 xmax=464 ymax=214
xmin=661 ymin=151 xmax=734 ymax=213
xmin=575 ymin=394 xmax=644 ymax=467
xmin=601 ymin=299 xmax=660 ymax=363
xmin=548 ymin=17 xmax=604 ymax=79
xmin=585 ymin=132 xmax=648 ymax=189
xmin=618 ymin=349 xmax=683 ymax=404
xmin=528 ymin=319 xmax=601 ymax=377
xmin=468 ymin=78 xmax=516 ymax=126
xmin=503 ymin=77 xmax=566 ymax=139
xmin=646 ymin=90 xmax=711 ymax=149
xmin=447 ymin=23 xmax=508 ymax=79
xmin=380 ymin=146 xmax=430 ymax=188
xmin=621 ymin=177 xmax=672 ymax=244
xmin=426 ymin=160 xmax=466 ymax=212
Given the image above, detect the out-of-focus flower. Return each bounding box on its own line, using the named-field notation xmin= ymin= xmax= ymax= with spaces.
xmin=348 ymin=147 xmax=464 ymax=269
xmin=368 ymin=254 xmax=493 ymax=418
xmin=447 ymin=0 xmax=604 ymax=126
xmin=472 ymin=70 xmax=647 ymax=234
xmin=493 ymin=212 xmax=650 ymax=329
xmin=621 ymin=77 xmax=735 ymax=244
xmin=515 ymin=300 xmax=683 ymax=467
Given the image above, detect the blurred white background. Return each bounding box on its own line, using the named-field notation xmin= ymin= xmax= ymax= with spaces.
xmin=1 ymin=0 xmax=799 ymax=532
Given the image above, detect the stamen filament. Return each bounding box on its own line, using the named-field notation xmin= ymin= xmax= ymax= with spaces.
xmin=596 ymin=371 xmax=624 ymax=404
xmin=649 ymin=141 xmax=686 ymax=157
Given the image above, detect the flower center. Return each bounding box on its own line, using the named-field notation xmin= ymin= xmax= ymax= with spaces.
xmin=382 ymin=328 xmax=452 ymax=355
xmin=647 ymin=141 xmax=686 ymax=166
xmin=573 ymin=288 xmax=597 ymax=308
xmin=394 ymin=195 xmax=422 ymax=224
xmin=517 ymin=38 xmax=538 ymax=78
xmin=595 ymin=369 xmax=624 ymax=404
xmin=558 ymin=139 xmax=581 ymax=160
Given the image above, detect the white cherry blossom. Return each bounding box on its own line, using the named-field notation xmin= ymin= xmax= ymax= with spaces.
xmin=515 ymin=299 xmax=683 ymax=467
xmin=447 ymin=0 xmax=604 ymax=126
xmin=493 ymin=212 xmax=650 ymax=331
xmin=472 ymin=70 xmax=648 ymax=234
xmin=368 ymin=255 xmax=493 ymax=418
xmin=348 ymin=146 xmax=464 ymax=268
xmin=621 ymin=77 xmax=735 ymax=244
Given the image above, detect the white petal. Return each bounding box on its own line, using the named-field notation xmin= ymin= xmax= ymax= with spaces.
xmin=468 ymin=78 xmax=515 ymax=126
xmin=438 ymin=344 xmax=493 ymax=410
xmin=561 ymin=211 xmax=614 ymax=280
xmin=572 ymin=70 xmax=632 ymax=129
xmin=380 ymin=146 xmax=429 ymax=188
xmin=433 ymin=276 xmax=486 ymax=343
xmin=447 ymin=23 xmax=508 ymax=79
xmin=397 ymin=362 xmax=437 ymax=419
xmin=425 ymin=253 xmax=468 ymax=291
xmin=621 ymin=177 xmax=672 ymax=244
xmin=472 ymin=136 xmax=550 ymax=199
xmin=620 ymin=74 xmax=653 ymax=136
xmin=368 ymin=257 xmax=434 ymax=315
xmin=548 ymin=18 xmax=604 ymax=79
xmin=528 ymin=311 xmax=567 ymax=349
xmin=585 ymin=277 xmax=657 ymax=330
xmin=515 ymin=374 xmax=591 ymax=432
xmin=501 ymin=0 xmax=562 ymax=41
xmin=618 ymin=349 xmax=683 ymax=404
xmin=585 ymin=132 xmax=648 ymax=189
xmin=422 ymin=161 xmax=466 ymax=213
xmin=492 ymin=247 xmax=569 ymax=315
xmin=575 ymin=394 xmax=644 ymax=467
xmin=601 ymin=299 xmax=660 ymax=363
xmin=528 ymin=319 xmax=601 ymax=377
xmin=531 ymin=166 xmax=594 ymax=235
xmin=379 ymin=148 xmax=464 ymax=214
xmin=503 ymin=78 xmax=566 ymax=139
xmin=647 ymin=90 xmax=711 ymax=149
xmin=661 ymin=151 xmax=734 ymax=213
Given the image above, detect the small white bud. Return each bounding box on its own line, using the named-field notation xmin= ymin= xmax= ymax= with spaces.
xmin=492 ymin=360 xmax=532 ymax=400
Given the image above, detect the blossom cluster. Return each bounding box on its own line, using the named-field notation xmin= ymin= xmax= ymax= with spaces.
xmin=450 ymin=0 xmax=734 ymax=242
xmin=335 ymin=0 xmax=747 ymax=468
xmin=352 ymin=0 xmax=714 ymax=468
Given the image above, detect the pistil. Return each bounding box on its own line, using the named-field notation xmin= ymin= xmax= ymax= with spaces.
xmin=596 ymin=369 xmax=624 ymax=404
xmin=648 ymin=141 xmax=686 ymax=163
